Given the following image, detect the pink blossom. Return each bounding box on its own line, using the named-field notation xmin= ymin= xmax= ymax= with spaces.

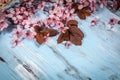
xmin=91 ymin=16 xmax=99 ymax=26
xmin=24 ymin=19 xmax=37 ymax=28
xmin=54 ymin=0 xmax=63 ymax=7
xmin=12 ymin=25 xmax=22 ymax=37
xmin=43 ymin=33 xmax=49 ymax=43
xmin=109 ymin=18 xmax=117 ymax=25
xmin=99 ymin=0 xmax=108 ymax=8
xmin=66 ymin=0 xmax=72 ymax=3
xmin=89 ymin=0 xmax=97 ymax=11
xmin=91 ymin=20 xmax=97 ymax=26
xmin=7 ymin=7 xmax=34 ymax=25
xmin=0 ymin=9 xmax=8 ymax=31
xmin=38 ymin=1 xmax=46 ymax=11
xmin=78 ymin=0 xmax=89 ymax=9
xmin=56 ymin=21 xmax=64 ymax=28
xmin=0 ymin=20 xmax=8 ymax=31
xmin=22 ymin=29 xmax=36 ymax=40
xmin=45 ymin=17 xmax=56 ymax=27
xmin=65 ymin=41 xmax=71 ymax=48
xmin=58 ymin=26 xmax=69 ymax=33
xmin=11 ymin=36 xmax=22 ymax=47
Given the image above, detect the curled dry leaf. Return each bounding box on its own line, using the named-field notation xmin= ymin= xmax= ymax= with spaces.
xmin=35 ymin=33 xmax=44 ymax=44
xmin=70 ymin=34 xmax=82 ymax=45
xmin=69 ymin=26 xmax=84 ymax=38
xmin=34 ymin=25 xmax=58 ymax=44
xmin=57 ymin=30 xmax=70 ymax=43
xmin=61 ymin=19 xmax=66 ymax=24
xmin=41 ymin=30 xmax=49 ymax=36
xmin=57 ymin=20 xmax=84 ymax=45
xmin=34 ymin=25 xmax=45 ymax=33
xmin=46 ymin=29 xmax=58 ymax=37
xmin=67 ymin=20 xmax=78 ymax=27
xmin=72 ymin=3 xmax=78 ymax=12
xmin=77 ymin=9 xmax=91 ymax=20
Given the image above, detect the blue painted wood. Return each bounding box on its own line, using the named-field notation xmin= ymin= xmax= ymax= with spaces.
xmin=0 ymin=8 xmax=120 ymax=80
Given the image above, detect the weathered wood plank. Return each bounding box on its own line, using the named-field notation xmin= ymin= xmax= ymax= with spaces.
xmin=0 ymin=8 xmax=120 ymax=80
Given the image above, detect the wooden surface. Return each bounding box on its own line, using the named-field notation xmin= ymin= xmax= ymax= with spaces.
xmin=0 ymin=8 xmax=120 ymax=80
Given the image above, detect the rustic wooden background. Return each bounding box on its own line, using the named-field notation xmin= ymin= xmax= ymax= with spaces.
xmin=0 ymin=7 xmax=120 ymax=80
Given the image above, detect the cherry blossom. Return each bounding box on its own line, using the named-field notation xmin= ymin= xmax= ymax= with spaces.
xmin=91 ymin=16 xmax=99 ymax=26
xmin=0 ymin=0 xmax=119 ymax=47
xmin=38 ymin=1 xmax=46 ymax=11
xmin=0 ymin=10 xmax=8 ymax=31
xmin=99 ymin=0 xmax=108 ymax=8
xmin=78 ymin=0 xmax=89 ymax=9
xmin=89 ymin=0 xmax=97 ymax=11
xmin=22 ymin=29 xmax=36 ymax=40
xmin=58 ymin=26 xmax=69 ymax=33
xmin=109 ymin=18 xmax=117 ymax=25
xmin=11 ymin=36 xmax=22 ymax=47
xmin=7 ymin=6 xmax=35 ymax=25
xmin=66 ymin=0 xmax=72 ymax=3
xmin=0 ymin=19 xmax=8 ymax=31
xmin=91 ymin=20 xmax=97 ymax=26
xmin=24 ymin=19 xmax=37 ymax=29
xmin=65 ymin=41 xmax=71 ymax=48
xmin=12 ymin=25 xmax=22 ymax=37
xmin=55 ymin=21 xmax=69 ymax=33
xmin=43 ymin=33 xmax=50 ymax=43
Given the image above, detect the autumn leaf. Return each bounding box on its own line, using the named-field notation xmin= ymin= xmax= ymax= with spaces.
xmin=46 ymin=29 xmax=58 ymax=37
xmin=67 ymin=20 xmax=78 ymax=27
xmin=72 ymin=3 xmax=79 ymax=12
xmin=57 ymin=20 xmax=84 ymax=45
xmin=34 ymin=25 xmax=45 ymax=33
xmin=34 ymin=25 xmax=58 ymax=44
xmin=69 ymin=26 xmax=84 ymax=38
xmin=57 ymin=30 xmax=70 ymax=43
xmin=77 ymin=9 xmax=91 ymax=20
xmin=61 ymin=19 xmax=66 ymax=24
xmin=70 ymin=34 xmax=82 ymax=45
xmin=35 ymin=32 xmax=44 ymax=44
xmin=41 ymin=30 xmax=49 ymax=36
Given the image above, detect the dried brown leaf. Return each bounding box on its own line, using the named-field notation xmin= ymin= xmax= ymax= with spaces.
xmin=46 ymin=29 xmax=58 ymax=37
xmin=67 ymin=20 xmax=78 ymax=27
xmin=57 ymin=30 xmax=70 ymax=43
xmin=70 ymin=35 xmax=82 ymax=45
xmin=72 ymin=3 xmax=78 ymax=12
xmin=41 ymin=30 xmax=49 ymax=36
xmin=69 ymin=26 xmax=84 ymax=38
xmin=35 ymin=33 xmax=44 ymax=44
xmin=34 ymin=25 xmax=45 ymax=33
xmin=77 ymin=9 xmax=91 ymax=20
xmin=61 ymin=19 xmax=66 ymax=24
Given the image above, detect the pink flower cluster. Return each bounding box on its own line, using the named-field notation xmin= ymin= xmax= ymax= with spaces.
xmin=78 ymin=0 xmax=89 ymax=9
xmin=7 ymin=7 xmax=35 ymax=25
xmin=0 ymin=0 xmax=119 ymax=47
xmin=0 ymin=10 xmax=8 ymax=31
xmin=44 ymin=0 xmax=75 ymax=33
xmin=0 ymin=19 xmax=8 ymax=31
xmin=12 ymin=25 xmax=36 ymax=47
